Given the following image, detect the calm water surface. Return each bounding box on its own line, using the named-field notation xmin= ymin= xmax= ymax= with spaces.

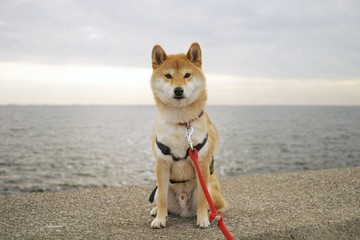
xmin=0 ymin=106 xmax=359 ymax=195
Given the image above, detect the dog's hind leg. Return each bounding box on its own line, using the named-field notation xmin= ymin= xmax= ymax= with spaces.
xmin=150 ymin=187 xmax=179 ymax=216
xmin=150 ymin=206 xmax=157 ymax=217
xmin=210 ymin=173 xmax=228 ymax=212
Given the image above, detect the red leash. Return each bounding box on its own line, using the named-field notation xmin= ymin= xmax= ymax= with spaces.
xmin=188 ymin=148 xmax=234 ymax=240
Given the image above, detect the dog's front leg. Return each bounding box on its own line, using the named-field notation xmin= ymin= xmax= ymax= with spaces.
xmin=151 ymin=159 xmax=170 ymax=228
xmin=196 ymin=157 xmax=211 ymax=228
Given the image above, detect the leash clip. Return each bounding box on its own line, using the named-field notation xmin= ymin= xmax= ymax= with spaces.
xmin=185 ymin=125 xmax=194 ymax=151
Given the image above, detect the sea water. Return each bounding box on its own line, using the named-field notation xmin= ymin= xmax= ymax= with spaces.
xmin=0 ymin=106 xmax=359 ymax=195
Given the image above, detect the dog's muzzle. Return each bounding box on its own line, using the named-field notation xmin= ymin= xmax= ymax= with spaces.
xmin=173 ymin=87 xmax=184 ymax=99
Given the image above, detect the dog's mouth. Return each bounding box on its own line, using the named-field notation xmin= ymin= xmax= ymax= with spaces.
xmin=173 ymin=96 xmax=185 ymax=100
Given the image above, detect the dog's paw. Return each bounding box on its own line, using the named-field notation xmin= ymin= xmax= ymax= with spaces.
xmin=150 ymin=207 xmax=157 ymax=217
xmin=151 ymin=216 xmax=167 ymax=229
xmin=197 ymin=216 xmax=210 ymax=228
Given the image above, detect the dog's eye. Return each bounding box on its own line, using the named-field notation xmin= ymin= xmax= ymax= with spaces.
xmin=164 ymin=74 xmax=172 ymax=79
xmin=184 ymin=73 xmax=191 ymax=78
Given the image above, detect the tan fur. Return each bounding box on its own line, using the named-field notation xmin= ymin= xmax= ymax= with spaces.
xmin=150 ymin=43 xmax=227 ymax=229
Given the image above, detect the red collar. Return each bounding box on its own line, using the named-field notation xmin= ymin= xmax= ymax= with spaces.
xmin=178 ymin=111 xmax=204 ymax=127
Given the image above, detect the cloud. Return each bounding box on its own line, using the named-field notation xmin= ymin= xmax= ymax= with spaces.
xmin=1 ymin=62 xmax=359 ymax=105
xmin=207 ymin=74 xmax=360 ymax=105
xmin=0 ymin=0 xmax=360 ymax=79
xmin=0 ymin=62 xmax=153 ymax=105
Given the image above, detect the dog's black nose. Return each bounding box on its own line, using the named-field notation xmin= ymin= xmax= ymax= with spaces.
xmin=174 ymin=87 xmax=184 ymax=97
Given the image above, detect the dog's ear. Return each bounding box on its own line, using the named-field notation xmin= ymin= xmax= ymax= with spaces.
xmin=187 ymin=42 xmax=202 ymax=67
xmin=152 ymin=45 xmax=167 ymax=69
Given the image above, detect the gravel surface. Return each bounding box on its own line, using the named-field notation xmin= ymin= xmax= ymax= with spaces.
xmin=1 ymin=167 xmax=359 ymax=240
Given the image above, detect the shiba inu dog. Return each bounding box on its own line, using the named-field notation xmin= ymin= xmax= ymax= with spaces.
xmin=149 ymin=43 xmax=227 ymax=229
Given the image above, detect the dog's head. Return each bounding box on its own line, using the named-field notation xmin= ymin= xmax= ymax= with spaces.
xmin=150 ymin=43 xmax=207 ymax=108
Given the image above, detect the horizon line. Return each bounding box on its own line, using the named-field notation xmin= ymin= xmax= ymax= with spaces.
xmin=1 ymin=104 xmax=360 ymax=107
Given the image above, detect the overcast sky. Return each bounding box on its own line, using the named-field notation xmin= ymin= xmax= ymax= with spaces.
xmin=0 ymin=0 xmax=360 ymax=105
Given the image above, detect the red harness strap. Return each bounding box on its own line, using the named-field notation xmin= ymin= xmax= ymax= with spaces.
xmin=188 ymin=149 xmax=234 ymax=240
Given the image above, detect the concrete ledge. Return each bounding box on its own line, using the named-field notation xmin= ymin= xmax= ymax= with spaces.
xmin=1 ymin=167 xmax=359 ymax=240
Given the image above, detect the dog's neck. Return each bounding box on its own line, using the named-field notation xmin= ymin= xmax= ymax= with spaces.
xmin=156 ymin=100 xmax=206 ymax=125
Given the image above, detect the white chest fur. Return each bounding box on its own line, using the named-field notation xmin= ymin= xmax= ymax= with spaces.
xmin=154 ymin=120 xmax=209 ymax=162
